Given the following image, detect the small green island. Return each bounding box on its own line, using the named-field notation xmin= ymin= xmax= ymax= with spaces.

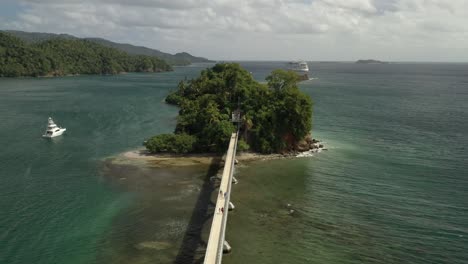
xmin=0 ymin=32 xmax=172 ymax=77
xmin=144 ymin=63 xmax=318 ymax=156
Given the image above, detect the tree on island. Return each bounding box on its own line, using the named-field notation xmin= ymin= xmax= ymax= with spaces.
xmin=144 ymin=63 xmax=313 ymax=154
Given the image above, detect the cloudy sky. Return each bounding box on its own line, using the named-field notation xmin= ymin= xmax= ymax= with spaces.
xmin=1 ymin=0 xmax=467 ymax=61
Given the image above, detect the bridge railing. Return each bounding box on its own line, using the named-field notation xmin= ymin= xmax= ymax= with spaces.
xmin=203 ymin=132 xmax=239 ymax=264
xmin=216 ymin=132 xmax=238 ymax=263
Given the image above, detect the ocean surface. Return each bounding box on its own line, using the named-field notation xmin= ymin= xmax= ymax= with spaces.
xmin=1 ymin=62 xmax=467 ymax=264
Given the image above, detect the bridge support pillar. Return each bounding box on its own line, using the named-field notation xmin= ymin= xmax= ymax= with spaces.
xmin=228 ymin=201 xmax=235 ymax=211
xmin=232 ymin=176 xmax=238 ymax=184
xmin=223 ymin=240 xmax=232 ymax=253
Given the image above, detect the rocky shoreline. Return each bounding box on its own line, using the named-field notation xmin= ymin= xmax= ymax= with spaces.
xmin=110 ymin=139 xmax=326 ymax=168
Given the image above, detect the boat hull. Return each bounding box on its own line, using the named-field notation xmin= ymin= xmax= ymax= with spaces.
xmin=42 ymin=128 xmax=66 ymax=138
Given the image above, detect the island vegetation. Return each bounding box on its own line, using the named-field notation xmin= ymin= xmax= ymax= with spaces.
xmin=144 ymin=63 xmax=313 ymax=154
xmin=0 ymin=32 xmax=172 ymax=77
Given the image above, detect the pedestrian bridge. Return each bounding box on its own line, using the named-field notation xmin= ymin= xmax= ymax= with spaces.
xmin=203 ymin=132 xmax=238 ymax=264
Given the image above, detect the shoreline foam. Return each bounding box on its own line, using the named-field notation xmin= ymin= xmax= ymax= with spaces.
xmin=110 ymin=146 xmax=325 ymax=168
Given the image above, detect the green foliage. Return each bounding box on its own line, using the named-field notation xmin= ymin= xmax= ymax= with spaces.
xmin=165 ymin=81 xmax=186 ymax=105
xmin=0 ymin=32 xmax=172 ymax=77
xmin=237 ymin=139 xmax=250 ymax=152
xmin=152 ymin=63 xmax=313 ymax=154
xmin=144 ymin=133 xmax=197 ymax=154
xmin=266 ymin=69 xmax=299 ymax=92
xmin=165 ymin=92 xmax=183 ymax=105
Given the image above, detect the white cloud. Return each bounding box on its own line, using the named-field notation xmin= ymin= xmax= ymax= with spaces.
xmin=320 ymin=0 xmax=377 ymax=13
xmin=3 ymin=0 xmax=468 ymax=61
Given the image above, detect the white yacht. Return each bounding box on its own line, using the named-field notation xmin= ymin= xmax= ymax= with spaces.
xmin=42 ymin=117 xmax=66 ymax=138
xmin=288 ymin=61 xmax=309 ymax=72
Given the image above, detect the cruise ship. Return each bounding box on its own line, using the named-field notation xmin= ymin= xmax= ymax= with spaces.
xmin=288 ymin=61 xmax=309 ymax=72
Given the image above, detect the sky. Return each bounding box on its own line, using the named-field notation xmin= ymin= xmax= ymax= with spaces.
xmin=1 ymin=0 xmax=467 ymax=62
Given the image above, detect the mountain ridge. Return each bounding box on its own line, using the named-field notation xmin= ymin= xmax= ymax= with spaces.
xmin=2 ymin=30 xmax=212 ymax=65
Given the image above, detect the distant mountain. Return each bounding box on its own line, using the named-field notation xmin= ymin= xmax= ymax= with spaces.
xmin=3 ymin=30 xmax=212 ymax=65
xmin=356 ymin=59 xmax=388 ymax=64
xmin=86 ymin=37 xmax=212 ymax=65
xmin=3 ymin=30 xmax=77 ymax=43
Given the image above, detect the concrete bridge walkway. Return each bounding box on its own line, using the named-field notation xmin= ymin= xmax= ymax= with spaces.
xmin=203 ymin=132 xmax=239 ymax=264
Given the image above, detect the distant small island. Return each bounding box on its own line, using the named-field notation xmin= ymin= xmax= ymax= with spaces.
xmin=143 ymin=63 xmax=318 ymax=155
xmin=356 ymin=59 xmax=388 ymax=64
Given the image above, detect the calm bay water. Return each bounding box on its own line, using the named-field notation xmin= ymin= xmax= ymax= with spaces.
xmin=1 ymin=62 xmax=467 ymax=264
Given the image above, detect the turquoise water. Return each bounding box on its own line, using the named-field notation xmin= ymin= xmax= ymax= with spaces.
xmin=1 ymin=62 xmax=467 ymax=264
xmin=226 ymin=62 xmax=468 ymax=264
xmin=0 ymin=70 xmax=196 ymax=264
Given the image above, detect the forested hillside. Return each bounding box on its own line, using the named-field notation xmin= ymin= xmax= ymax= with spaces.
xmin=87 ymin=38 xmax=212 ymax=65
xmin=4 ymin=30 xmax=212 ymax=66
xmin=0 ymin=32 xmax=172 ymax=77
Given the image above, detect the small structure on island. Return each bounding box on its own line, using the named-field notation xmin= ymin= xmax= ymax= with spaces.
xmin=231 ymin=109 xmax=241 ymax=123
xmin=231 ymin=97 xmax=242 ymax=124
